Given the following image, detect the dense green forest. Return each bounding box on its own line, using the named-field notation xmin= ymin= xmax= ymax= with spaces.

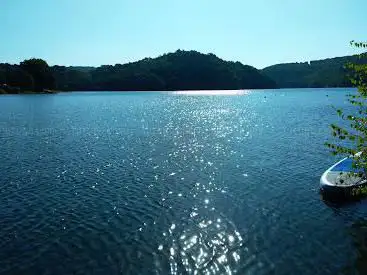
xmin=0 ymin=50 xmax=275 ymax=93
xmin=262 ymin=54 xmax=367 ymax=88
xmin=1 ymin=50 xmax=367 ymax=94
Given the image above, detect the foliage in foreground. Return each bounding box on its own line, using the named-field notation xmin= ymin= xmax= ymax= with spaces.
xmin=326 ymin=41 xmax=367 ymax=180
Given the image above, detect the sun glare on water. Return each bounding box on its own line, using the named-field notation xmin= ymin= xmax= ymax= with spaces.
xmin=172 ymin=90 xmax=251 ymax=95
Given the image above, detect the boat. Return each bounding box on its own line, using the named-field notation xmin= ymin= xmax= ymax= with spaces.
xmin=320 ymin=153 xmax=366 ymax=194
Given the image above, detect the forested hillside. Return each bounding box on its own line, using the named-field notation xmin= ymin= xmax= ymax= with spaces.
xmin=262 ymin=54 xmax=367 ymax=88
xmin=2 ymin=50 xmax=366 ymax=94
xmin=0 ymin=51 xmax=276 ymax=93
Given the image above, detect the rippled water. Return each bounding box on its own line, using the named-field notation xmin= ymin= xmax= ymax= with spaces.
xmin=1 ymin=88 xmax=367 ymax=275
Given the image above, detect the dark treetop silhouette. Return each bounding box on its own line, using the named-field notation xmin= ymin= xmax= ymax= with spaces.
xmin=1 ymin=50 xmax=367 ymax=94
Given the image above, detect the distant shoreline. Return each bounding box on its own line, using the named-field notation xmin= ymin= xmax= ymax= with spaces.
xmin=0 ymin=87 xmax=356 ymax=95
xmin=0 ymin=85 xmax=58 ymax=95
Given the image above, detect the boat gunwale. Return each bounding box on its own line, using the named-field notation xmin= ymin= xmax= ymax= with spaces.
xmin=320 ymin=156 xmax=367 ymax=188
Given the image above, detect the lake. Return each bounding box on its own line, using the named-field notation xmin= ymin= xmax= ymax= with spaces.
xmin=1 ymin=88 xmax=367 ymax=275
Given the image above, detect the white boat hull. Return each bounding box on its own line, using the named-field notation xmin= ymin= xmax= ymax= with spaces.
xmin=320 ymin=156 xmax=366 ymax=194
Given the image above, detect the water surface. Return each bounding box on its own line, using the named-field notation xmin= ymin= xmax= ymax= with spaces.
xmin=1 ymin=88 xmax=367 ymax=275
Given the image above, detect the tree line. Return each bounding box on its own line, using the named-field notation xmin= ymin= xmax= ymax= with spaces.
xmin=0 ymin=51 xmax=276 ymax=93
xmin=1 ymin=50 xmax=367 ymax=94
xmin=262 ymin=54 xmax=367 ymax=88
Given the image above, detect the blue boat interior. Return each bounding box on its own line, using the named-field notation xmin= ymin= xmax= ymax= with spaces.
xmin=331 ymin=158 xmax=364 ymax=173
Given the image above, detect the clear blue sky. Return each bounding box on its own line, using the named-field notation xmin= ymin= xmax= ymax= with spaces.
xmin=1 ymin=0 xmax=366 ymax=68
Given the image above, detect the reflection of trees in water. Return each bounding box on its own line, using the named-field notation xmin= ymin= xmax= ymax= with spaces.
xmin=321 ymin=192 xmax=367 ymax=207
xmin=321 ymin=195 xmax=367 ymax=275
xmin=342 ymin=219 xmax=367 ymax=275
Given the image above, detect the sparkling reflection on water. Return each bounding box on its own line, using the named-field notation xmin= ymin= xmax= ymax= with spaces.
xmin=156 ymin=203 xmax=244 ymax=275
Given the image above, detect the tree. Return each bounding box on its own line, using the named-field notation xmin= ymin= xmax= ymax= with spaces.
xmin=20 ymin=58 xmax=55 ymax=91
xmin=6 ymin=66 xmax=34 ymax=90
xmin=325 ymin=41 xmax=367 ymax=182
xmin=51 ymin=66 xmax=93 ymax=91
xmin=0 ymin=63 xmax=34 ymax=91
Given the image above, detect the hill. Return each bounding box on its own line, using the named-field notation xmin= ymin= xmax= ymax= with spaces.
xmin=51 ymin=50 xmax=276 ymax=91
xmin=262 ymin=54 xmax=367 ymax=88
xmin=2 ymin=51 xmax=367 ymax=93
xmin=0 ymin=50 xmax=276 ymax=93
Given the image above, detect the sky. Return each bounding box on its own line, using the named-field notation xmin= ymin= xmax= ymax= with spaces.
xmin=1 ymin=0 xmax=366 ymax=68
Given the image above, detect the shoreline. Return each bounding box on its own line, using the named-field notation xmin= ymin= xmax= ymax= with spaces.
xmin=0 ymin=87 xmax=356 ymax=95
